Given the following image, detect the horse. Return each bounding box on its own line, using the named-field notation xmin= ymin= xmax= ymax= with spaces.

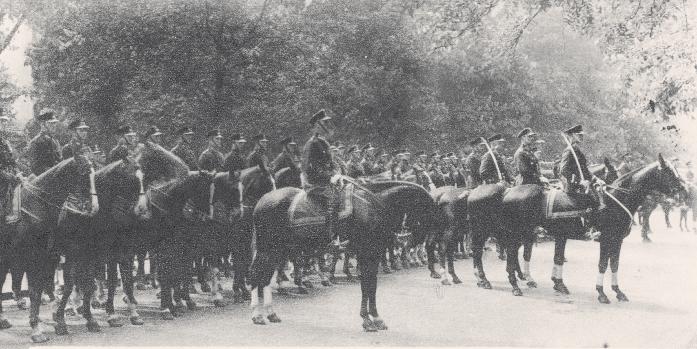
xmin=426 ymin=185 xmax=469 ymax=284
xmin=248 ymin=137 xmax=390 ymax=332
xmin=470 ymin=154 xmax=684 ymax=303
xmin=50 ymin=156 xmax=150 ymax=337
xmin=0 ymin=156 xmax=98 ymax=343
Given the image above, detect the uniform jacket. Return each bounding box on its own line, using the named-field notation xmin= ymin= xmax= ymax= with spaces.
xmin=199 ymin=147 xmax=224 ymax=172
xmin=223 ymin=148 xmax=246 ymax=174
xmin=346 ymin=159 xmax=366 ymax=178
xmin=28 ymin=132 xmax=62 ymax=176
xmin=246 ymin=148 xmax=269 ymax=170
xmin=464 ymin=153 xmax=482 ymax=188
xmin=270 ymin=149 xmax=296 ymax=174
xmin=479 ymin=151 xmax=512 ymax=184
xmin=560 ymin=144 xmax=592 ymax=187
xmin=514 ymin=145 xmax=541 ymax=185
xmin=301 ymin=135 xmax=337 ymax=186
xmin=171 ymin=141 xmax=199 ymax=170
xmin=62 ymin=137 xmax=91 ymax=159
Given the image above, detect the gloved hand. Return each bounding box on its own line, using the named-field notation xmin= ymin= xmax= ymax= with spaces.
xmin=330 ymin=174 xmax=345 ymax=188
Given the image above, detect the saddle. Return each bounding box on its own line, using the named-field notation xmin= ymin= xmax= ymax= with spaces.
xmin=544 ymin=188 xmax=597 ymax=220
xmin=288 ymin=183 xmax=354 ymax=228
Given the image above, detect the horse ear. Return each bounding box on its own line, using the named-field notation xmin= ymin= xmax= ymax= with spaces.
xmin=603 ymin=157 xmax=611 ymax=167
xmin=658 ymin=153 xmax=667 ymax=169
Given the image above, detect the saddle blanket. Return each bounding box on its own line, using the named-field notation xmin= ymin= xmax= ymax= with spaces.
xmin=289 ymin=184 xmax=354 ymax=228
xmin=545 ymin=188 xmax=596 ymax=220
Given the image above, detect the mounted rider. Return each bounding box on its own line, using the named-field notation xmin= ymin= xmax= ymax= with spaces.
xmin=144 ymin=126 xmax=163 ymax=145
xmin=559 ymin=125 xmax=606 ymax=210
xmin=28 ymin=109 xmax=62 ymax=176
xmin=479 ymin=134 xmax=513 ymax=185
xmin=0 ymin=112 xmax=20 ymax=223
xmin=108 ymin=125 xmax=141 ymax=163
xmin=345 ymin=146 xmax=365 ymax=178
xmin=171 ymin=126 xmax=198 ymax=170
xmin=246 ymin=134 xmax=270 ymax=170
xmin=223 ymin=133 xmax=247 ymax=182
xmin=270 ymin=136 xmax=298 ymax=175
xmin=300 ymin=109 xmax=341 ymax=241
xmin=62 ymin=119 xmax=92 ymax=160
xmin=464 ymin=138 xmax=484 ymax=188
xmin=359 ymin=143 xmax=376 ymax=176
xmin=513 ymin=128 xmax=543 ymax=186
xmin=198 ymin=129 xmax=224 ymax=172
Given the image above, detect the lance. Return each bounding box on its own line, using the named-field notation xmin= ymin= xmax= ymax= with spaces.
xmin=480 ymin=137 xmax=503 ymax=182
xmin=560 ymin=132 xmax=585 ymax=183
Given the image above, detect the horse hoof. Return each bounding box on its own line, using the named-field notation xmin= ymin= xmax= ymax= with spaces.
xmin=616 ymin=292 xmax=629 ymax=302
xmin=161 ymin=310 xmax=174 ymax=321
xmin=362 ymin=319 xmax=378 ymax=332
xmin=130 ymin=316 xmax=144 ymax=326
xmin=452 ymin=276 xmax=462 ymax=284
xmin=54 ymin=322 xmax=69 ymax=336
xmin=0 ymin=319 xmax=11 ymax=329
xmin=598 ymin=294 xmax=610 ymax=304
xmin=382 ymin=267 xmax=392 ymax=274
xmin=527 ymin=280 xmax=538 ymax=288
xmin=136 ymin=283 xmax=147 ymax=291
xmin=321 ymin=280 xmax=333 ymax=287
xmin=553 ymin=284 xmax=570 ymax=295
xmin=430 ymin=271 xmax=441 ymax=279
xmin=86 ymin=320 xmax=101 ymax=332
xmin=107 ymin=318 xmax=123 ymax=327
xmin=213 ymin=299 xmax=226 ymax=307
xmin=441 ymin=279 xmax=452 ymax=286
xmin=252 ymin=315 xmax=266 ymax=325
xmin=186 ymin=300 xmax=198 ymax=310
xmin=302 ymin=281 xmax=314 ymax=289
xmin=16 ymin=298 xmax=27 ymax=310
xmin=512 ymin=288 xmax=523 ymax=296
xmin=156 ymin=292 xmax=161 ymax=299
xmin=477 ymin=280 xmax=492 ymax=289
xmin=295 ymin=287 xmax=309 ymax=295
xmin=373 ymin=319 xmax=388 ymax=330
xmin=267 ymin=313 xmax=281 ymax=323
xmin=31 ymin=333 xmax=49 ymax=343
xmin=91 ymin=300 xmax=102 ymax=309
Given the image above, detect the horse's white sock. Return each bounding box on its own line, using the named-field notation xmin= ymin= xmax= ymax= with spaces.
xmin=523 ymin=261 xmax=531 ymax=276
xmin=250 ymin=287 xmax=260 ymax=316
xmin=551 ymin=264 xmax=559 ymax=279
xmin=596 ymin=273 xmax=605 ymax=287
xmin=127 ymin=302 xmax=138 ymax=318
xmin=611 ymin=272 xmax=618 ymax=286
xmin=558 ymin=264 xmax=564 ymax=279
xmin=263 ymin=286 xmax=273 ymax=314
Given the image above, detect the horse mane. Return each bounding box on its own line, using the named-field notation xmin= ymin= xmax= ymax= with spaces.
xmin=139 ymin=141 xmax=190 ymax=182
xmin=34 ymin=158 xmax=76 ymax=184
xmin=614 ymin=161 xmax=658 ymax=186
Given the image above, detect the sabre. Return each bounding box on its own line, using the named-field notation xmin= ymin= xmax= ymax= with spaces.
xmin=560 ymin=133 xmax=585 ymax=182
xmin=480 ymin=137 xmax=503 ymax=182
xmin=603 ymin=187 xmax=637 ymax=225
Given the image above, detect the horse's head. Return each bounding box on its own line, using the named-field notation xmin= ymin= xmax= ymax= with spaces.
xmin=603 ymin=157 xmax=619 ymax=183
xmin=655 ymin=153 xmax=687 ymax=197
xmin=136 ymin=141 xmax=190 ymax=186
xmin=306 ymin=135 xmax=333 ymax=172
xmin=95 ymin=158 xmax=150 ymax=220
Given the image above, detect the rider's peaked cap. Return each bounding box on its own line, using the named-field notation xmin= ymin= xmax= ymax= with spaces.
xmin=177 ymin=126 xmax=194 ymax=135
xmin=253 ymin=134 xmax=269 ymax=143
xmin=37 ymin=109 xmax=58 ymax=122
xmin=470 ymin=138 xmax=484 ymax=146
xmin=145 ymin=126 xmax=162 ymax=138
xmin=280 ymin=136 xmax=295 ymax=146
xmin=310 ymin=109 xmax=332 ymax=126
xmin=361 ymin=143 xmax=376 ymax=151
xmin=564 ymin=125 xmax=584 ymax=135
xmin=487 ymin=134 xmax=504 ymax=143
xmin=346 ymin=145 xmax=357 ymax=154
xmin=230 ymin=133 xmax=247 ymax=142
xmin=517 ymin=127 xmax=536 ymax=138
xmin=207 ymin=129 xmax=222 ymax=138
xmin=68 ymin=119 xmax=89 ymax=130
xmin=116 ymin=125 xmax=136 ymax=136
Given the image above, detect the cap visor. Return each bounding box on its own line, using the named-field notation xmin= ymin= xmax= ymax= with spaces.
xmin=125 ymin=132 xmax=137 ymax=136
xmin=47 ymin=119 xmax=59 ymax=123
xmin=151 ymin=132 xmax=162 ymax=136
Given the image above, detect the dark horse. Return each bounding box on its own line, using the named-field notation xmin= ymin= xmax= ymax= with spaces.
xmin=469 ymin=154 xmax=684 ymax=302
xmin=249 ymin=137 xmax=390 ymax=332
xmin=0 ymin=156 xmax=98 ymax=343
xmin=51 ymin=156 xmax=150 ymax=336
xmin=426 ymin=185 xmax=469 ymax=284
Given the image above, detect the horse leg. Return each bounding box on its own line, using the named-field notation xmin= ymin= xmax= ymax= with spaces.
xmin=250 ymin=251 xmax=279 ymax=325
xmin=447 ymin=238 xmax=462 ymax=284
xmin=159 ymin=280 xmax=175 ymax=320
xmin=664 ymin=206 xmax=671 ymax=228
xmin=425 ymin=235 xmax=440 ymax=279
xmin=75 ymin=259 xmax=100 ymax=332
xmin=439 ymin=231 xmax=452 ymax=285
xmin=609 ymin=239 xmax=628 ymax=302
xmin=381 ymin=246 xmax=392 ymax=274
xmin=471 ymin=223 xmax=491 ymax=289
xmin=208 ymin=265 xmax=225 ymax=307
xmin=552 ymin=237 xmax=570 ymax=294
xmin=318 ymin=253 xmax=333 ymax=286
xmin=119 ymin=258 xmax=143 ymax=325
xmin=27 ymin=264 xmax=49 ymax=343
xmin=505 ymin=238 xmax=523 ymax=296
xmin=357 ymin=252 xmax=378 ymax=332
xmin=10 ymin=263 xmax=27 ymax=310
xmin=53 ymin=259 xmax=75 ymax=335
xmin=135 ymin=250 xmax=147 ymax=290
xmin=105 ymin=260 xmax=122 ymax=327
xmin=0 ymin=260 xmax=11 ymax=329
xmin=521 ymin=232 xmax=537 ymax=288
xmin=596 ymin=237 xmax=611 ymax=304
xmin=343 ymin=252 xmax=355 ymax=281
